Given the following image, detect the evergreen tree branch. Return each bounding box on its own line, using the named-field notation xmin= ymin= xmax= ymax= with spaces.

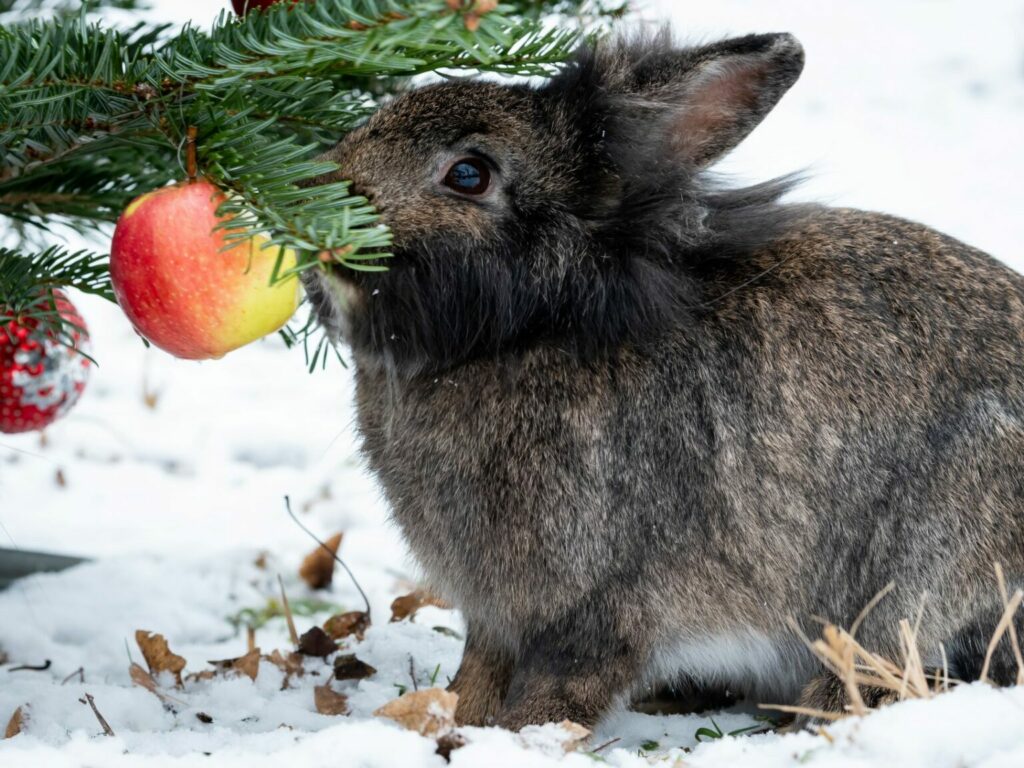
xmin=0 ymin=0 xmax=620 ymax=362
xmin=0 ymin=245 xmax=111 ymax=343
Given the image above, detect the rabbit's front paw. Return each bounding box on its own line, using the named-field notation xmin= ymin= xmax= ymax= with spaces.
xmin=448 ymin=630 xmax=513 ymax=726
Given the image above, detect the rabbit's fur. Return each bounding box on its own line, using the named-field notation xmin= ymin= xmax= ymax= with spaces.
xmin=303 ymin=32 xmax=1024 ymax=728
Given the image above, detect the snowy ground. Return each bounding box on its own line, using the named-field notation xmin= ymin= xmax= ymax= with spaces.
xmin=2 ymin=0 xmax=1024 ymax=766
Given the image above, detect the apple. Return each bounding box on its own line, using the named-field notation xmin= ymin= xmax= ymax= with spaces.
xmin=110 ymin=179 xmax=301 ymax=360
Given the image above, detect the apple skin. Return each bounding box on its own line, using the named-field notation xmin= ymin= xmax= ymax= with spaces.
xmin=110 ymin=179 xmax=301 ymax=360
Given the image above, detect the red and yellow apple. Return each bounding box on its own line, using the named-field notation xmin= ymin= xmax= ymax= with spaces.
xmin=110 ymin=179 xmax=301 ymax=360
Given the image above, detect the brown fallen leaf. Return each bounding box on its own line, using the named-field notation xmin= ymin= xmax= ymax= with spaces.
xmin=374 ymin=689 xmax=458 ymax=737
xmin=184 ymin=669 xmax=217 ymax=684
xmin=135 ymin=630 xmax=186 ymax=686
xmin=333 ymin=654 xmax=377 ymax=681
xmin=313 ymin=684 xmax=350 ymax=716
xmin=297 ymin=626 xmax=338 ymax=658
xmin=555 ymin=720 xmax=591 ymax=753
xmin=130 ymin=662 xmax=186 ymax=706
xmin=208 ymin=647 xmax=261 ymax=682
xmin=4 ymin=706 xmax=24 ymax=739
xmin=265 ymin=648 xmax=305 ymax=688
xmin=298 ymin=532 xmax=343 ymax=590
xmin=323 ymin=611 xmax=370 ymax=642
xmin=390 ymin=589 xmax=450 ymax=622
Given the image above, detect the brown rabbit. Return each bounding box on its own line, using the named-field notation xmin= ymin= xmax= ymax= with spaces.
xmin=302 ymin=31 xmax=1024 ymax=729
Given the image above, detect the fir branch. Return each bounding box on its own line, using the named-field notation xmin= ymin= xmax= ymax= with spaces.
xmin=2 ymin=0 xmax=584 ymax=272
xmin=0 ymin=246 xmax=112 ymax=305
xmin=0 ymin=0 xmax=619 ymax=363
xmin=0 ymin=245 xmax=112 ymax=342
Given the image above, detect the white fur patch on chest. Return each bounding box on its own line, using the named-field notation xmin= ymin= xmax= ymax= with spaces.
xmin=644 ymin=630 xmax=809 ymax=702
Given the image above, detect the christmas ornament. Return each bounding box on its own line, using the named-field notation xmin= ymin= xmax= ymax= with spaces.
xmin=110 ymin=179 xmax=301 ymax=360
xmin=1 ymin=292 xmax=91 ymax=433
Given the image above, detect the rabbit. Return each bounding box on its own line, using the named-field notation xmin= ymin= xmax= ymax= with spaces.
xmin=301 ymin=31 xmax=1024 ymax=730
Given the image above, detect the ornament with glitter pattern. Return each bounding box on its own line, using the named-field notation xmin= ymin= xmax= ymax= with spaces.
xmin=1 ymin=292 xmax=91 ymax=434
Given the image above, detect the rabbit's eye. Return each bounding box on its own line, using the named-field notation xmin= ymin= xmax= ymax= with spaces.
xmin=443 ymin=158 xmax=490 ymax=195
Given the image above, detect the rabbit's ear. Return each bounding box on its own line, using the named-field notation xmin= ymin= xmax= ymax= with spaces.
xmin=581 ymin=33 xmax=805 ymax=167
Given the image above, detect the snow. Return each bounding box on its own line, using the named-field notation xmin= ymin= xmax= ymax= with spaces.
xmin=2 ymin=0 xmax=1024 ymax=766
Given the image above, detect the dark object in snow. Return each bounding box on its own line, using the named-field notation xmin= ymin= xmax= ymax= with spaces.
xmin=303 ymin=30 xmax=1024 ymax=729
xmin=296 ymin=627 xmax=338 ymax=658
xmin=0 ymin=547 xmax=85 ymax=591
xmin=333 ymin=654 xmax=376 ymax=681
xmin=435 ymin=732 xmax=467 ymax=762
xmin=196 ymin=712 xmax=213 ymax=724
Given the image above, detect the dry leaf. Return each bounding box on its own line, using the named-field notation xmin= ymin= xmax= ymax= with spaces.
xmin=208 ymin=647 xmax=261 ymax=681
xmin=4 ymin=706 xmax=24 ymax=739
xmin=266 ymin=649 xmax=305 ymax=682
xmin=323 ymin=611 xmax=370 ymax=641
xmin=297 ymin=627 xmax=338 ymax=658
xmin=390 ymin=589 xmax=450 ymax=622
xmin=374 ymin=689 xmax=458 ymax=737
xmin=518 ymin=721 xmax=592 ymax=756
xmin=231 ymin=648 xmax=260 ymax=681
xmin=555 ymin=720 xmax=591 ymax=753
xmin=313 ymin=684 xmax=350 ymax=716
xmin=298 ymin=532 xmax=343 ymax=589
xmin=184 ymin=669 xmax=217 ymax=683
xmin=266 ymin=655 xmax=303 ymax=689
xmin=135 ymin=630 xmax=186 ymax=686
xmin=130 ymin=662 xmax=185 ymax=706
xmin=333 ymin=654 xmax=376 ymax=681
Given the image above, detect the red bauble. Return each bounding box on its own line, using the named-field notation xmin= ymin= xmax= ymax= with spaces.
xmin=0 ymin=292 xmax=91 ymax=434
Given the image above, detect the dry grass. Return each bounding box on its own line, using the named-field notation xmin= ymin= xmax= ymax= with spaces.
xmin=762 ymin=564 xmax=1024 ymax=722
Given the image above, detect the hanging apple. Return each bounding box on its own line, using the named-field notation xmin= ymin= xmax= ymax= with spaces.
xmin=110 ymin=179 xmax=301 ymax=361
xmin=1 ymin=292 xmax=91 ymax=434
